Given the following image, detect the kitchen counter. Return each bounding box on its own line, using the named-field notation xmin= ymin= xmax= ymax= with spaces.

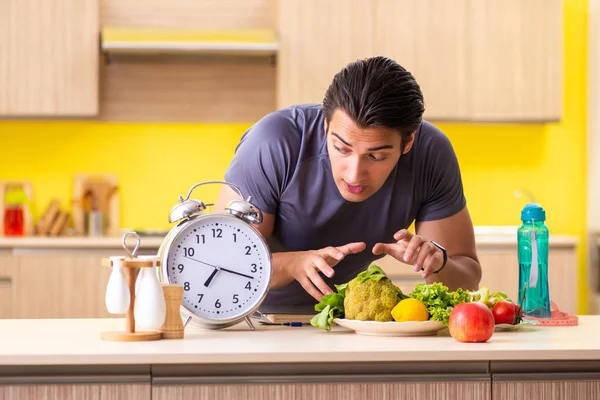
xmin=0 ymin=235 xmax=165 ymax=249
xmin=0 ymin=317 xmax=599 ymax=400
xmin=0 ymin=233 xmax=579 ymax=249
xmin=0 ymin=317 xmax=598 ymax=366
xmin=474 ymin=234 xmax=578 ymax=247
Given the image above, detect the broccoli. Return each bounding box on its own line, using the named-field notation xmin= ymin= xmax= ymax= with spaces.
xmin=344 ymin=278 xmax=402 ymax=321
xmin=310 ymin=265 xmax=407 ymax=330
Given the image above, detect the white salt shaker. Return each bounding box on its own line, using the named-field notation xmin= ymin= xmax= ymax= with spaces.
xmin=105 ymin=256 xmax=130 ymax=314
xmin=134 ymin=255 xmax=166 ymax=330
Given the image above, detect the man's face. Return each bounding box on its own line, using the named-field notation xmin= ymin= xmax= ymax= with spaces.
xmin=326 ymin=109 xmax=413 ymax=202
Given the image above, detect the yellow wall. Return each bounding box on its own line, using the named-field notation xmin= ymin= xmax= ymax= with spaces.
xmin=0 ymin=1 xmax=589 ymax=310
xmin=0 ymin=123 xmax=248 ymax=230
xmin=437 ymin=0 xmax=589 ymax=312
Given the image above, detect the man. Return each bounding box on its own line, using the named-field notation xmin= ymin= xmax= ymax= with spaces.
xmin=216 ymin=56 xmax=481 ymax=313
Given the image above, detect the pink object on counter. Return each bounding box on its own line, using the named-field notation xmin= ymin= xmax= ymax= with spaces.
xmin=524 ymin=301 xmax=579 ymax=326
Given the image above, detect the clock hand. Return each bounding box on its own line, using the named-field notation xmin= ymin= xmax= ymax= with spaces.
xmin=219 ymin=267 xmax=254 ymax=280
xmin=183 ymin=256 xmax=254 ymax=280
xmin=183 ymin=256 xmax=217 ymax=269
xmin=203 ymin=267 xmax=220 ymax=287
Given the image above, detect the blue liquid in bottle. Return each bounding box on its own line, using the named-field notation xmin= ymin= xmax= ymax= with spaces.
xmin=517 ymin=204 xmax=551 ymax=318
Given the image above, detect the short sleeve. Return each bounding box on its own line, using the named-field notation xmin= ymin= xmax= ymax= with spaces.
xmin=224 ymin=111 xmax=300 ymax=215
xmin=415 ymin=133 xmax=466 ymax=222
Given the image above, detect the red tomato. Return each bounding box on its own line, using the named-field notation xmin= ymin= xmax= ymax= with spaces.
xmin=448 ymin=302 xmax=495 ymax=343
xmin=492 ymin=301 xmax=522 ymax=325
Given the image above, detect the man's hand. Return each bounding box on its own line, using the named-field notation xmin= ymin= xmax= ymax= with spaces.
xmin=373 ymin=229 xmax=443 ymax=279
xmin=276 ymin=242 xmax=366 ymax=301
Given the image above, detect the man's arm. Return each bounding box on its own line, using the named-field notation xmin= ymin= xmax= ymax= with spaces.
xmin=373 ymin=206 xmax=481 ymax=292
xmin=415 ymin=207 xmax=481 ymax=291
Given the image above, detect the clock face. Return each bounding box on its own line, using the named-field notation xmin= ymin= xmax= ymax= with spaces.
xmin=164 ymin=214 xmax=271 ymax=321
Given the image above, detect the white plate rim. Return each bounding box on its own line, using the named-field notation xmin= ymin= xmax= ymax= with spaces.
xmin=334 ymin=318 xmax=442 ymax=326
xmin=333 ymin=318 xmax=445 ymax=336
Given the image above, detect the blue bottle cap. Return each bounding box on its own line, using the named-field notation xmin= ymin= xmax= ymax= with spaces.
xmin=521 ymin=203 xmax=546 ymax=222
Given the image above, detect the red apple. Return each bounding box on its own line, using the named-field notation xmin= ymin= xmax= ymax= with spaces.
xmin=448 ymin=302 xmax=495 ymax=343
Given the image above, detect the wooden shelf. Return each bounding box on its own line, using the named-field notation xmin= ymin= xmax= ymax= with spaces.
xmin=101 ymin=27 xmax=278 ymax=56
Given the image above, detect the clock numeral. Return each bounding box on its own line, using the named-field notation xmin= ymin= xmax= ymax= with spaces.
xmin=233 ymin=233 xmax=237 ymax=242
xmin=232 ymin=294 xmax=239 ymax=304
xmin=196 ymin=234 xmax=205 ymax=244
xmin=215 ymin=299 xmax=222 ymax=309
xmin=177 ymin=264 xmax=184 ymax=273
xmin=184 ymin=247 xmax=195 ymax=257
xmin=250 ymin=263 xmax=257 ymax=273
xmin=245 ymin=281 xmax=252 ymax=290
xmin=245 ymin=246 xmax=251 ymax=255
xmin=184 ymin=282 xmax=190 ymax=291
xmin=197 ymin=294 xmax=204 ymax=303
xmin=212 ymin=228 xmax=222 ymax=238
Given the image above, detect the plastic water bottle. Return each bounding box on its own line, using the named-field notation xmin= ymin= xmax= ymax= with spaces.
xmin=517 ymin=203 xmax=551 ymax=318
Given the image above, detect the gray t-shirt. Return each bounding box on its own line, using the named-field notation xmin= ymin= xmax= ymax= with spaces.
xmin=224 ymin=104 xmax=466 ymax=313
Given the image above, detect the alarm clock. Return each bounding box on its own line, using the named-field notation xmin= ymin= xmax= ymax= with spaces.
xmin=158 ymin=181 xmax=272 ymax=330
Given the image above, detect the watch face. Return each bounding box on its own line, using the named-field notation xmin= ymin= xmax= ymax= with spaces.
xmin=164 ymin=214 xmax=271 ymax=321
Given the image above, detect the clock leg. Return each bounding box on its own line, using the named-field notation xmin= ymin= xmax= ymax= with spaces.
xmin=244 ymin=316 xmax=255 ymax=331
xmin=183 ymin=315 xmax=192 ymax=328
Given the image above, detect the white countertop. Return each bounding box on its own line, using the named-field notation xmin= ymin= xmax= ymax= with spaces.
xmin=0 ymin=233 xmax=579 ymax=249
xmin=0 ymin=316 xmax=596 ymax=366
xmin=475 ymin=234 xmax=578 ymax=247
xmin=0 ymin=236 xmax=166 ymax=249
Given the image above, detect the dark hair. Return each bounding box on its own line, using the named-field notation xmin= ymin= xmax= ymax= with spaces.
xmin=323 ymin=56 xmax=425 ymax=150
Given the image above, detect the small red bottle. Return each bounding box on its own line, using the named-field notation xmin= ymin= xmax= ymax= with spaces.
xmin=3 ymin=186 xmax=28 ymax=237
xmin=4 ymin=205 xmax=24 ymax=236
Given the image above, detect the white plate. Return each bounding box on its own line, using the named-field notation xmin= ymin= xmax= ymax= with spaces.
xmin=333 ymin=318 xmax=445 ymax=337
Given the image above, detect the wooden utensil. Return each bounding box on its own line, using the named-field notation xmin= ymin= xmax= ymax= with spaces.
xmin=73 ymin=174 xmax=119 ymax=236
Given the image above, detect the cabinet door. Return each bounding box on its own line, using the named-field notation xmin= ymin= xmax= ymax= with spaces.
xmin=468 ymin=0 xmax=562 ymax=121
xmin=0 ymin=252 xmax=15 ymax=319
xmin=154 ymin=381 xmax=490 ymax=400
xmin=0 ymin=383 xmax=150 ymax=400
xmin=493 ymin=377 xmax=600 ymax=400
xmin=477 ymin=248 xmax=519 ymax=301
xmin=277 ymin=0 xmax=562 ymax=121
xmin=372 ymin=0 xmax=470 ymax=120
xmin=12 ymin=252 xmax=114 ymax=319
xmin=477 ymin=246 xmax=578 ymax=314
xmin=548 ymin=248 xmax=578 ymax=315
xmin=0 ymin=0 xmax=99 ymax=116
xmin=277 ymin=0 xmax=373 ymax=108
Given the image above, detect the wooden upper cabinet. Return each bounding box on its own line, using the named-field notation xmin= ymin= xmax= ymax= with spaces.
xmin=277 ymin=0 xmax=563 ymax=122
xmin=101 ymin=0 xmax=274 ymax=30
xmin=0 ymin=0 xmax=99 ymax=117
xmin=277 ymin=0 xmax=373 ymax=109
xmin=372 ymin=0 xmax=470 ymax=120
xmin=468 ymin=0 xmax=563 ymax=121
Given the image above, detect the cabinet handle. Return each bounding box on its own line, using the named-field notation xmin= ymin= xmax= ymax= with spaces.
xmin=0 ymin=276 xmax=11 ymax=287
xmin=153 ymin=373 xmax=491 ymax=385
xmin=494 ymin=372 xmax=600 ymax=382
xmin=0 ymin=375 xmax=150 ymax=385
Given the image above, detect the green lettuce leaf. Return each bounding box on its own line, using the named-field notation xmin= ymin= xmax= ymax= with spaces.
xmin=355 ymin=265 xmax=388 ymax=284
xmin=409 ymin=282 xmax=467 ymax=326
xmin=311 ymin=291 xmax=345 ymax=331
